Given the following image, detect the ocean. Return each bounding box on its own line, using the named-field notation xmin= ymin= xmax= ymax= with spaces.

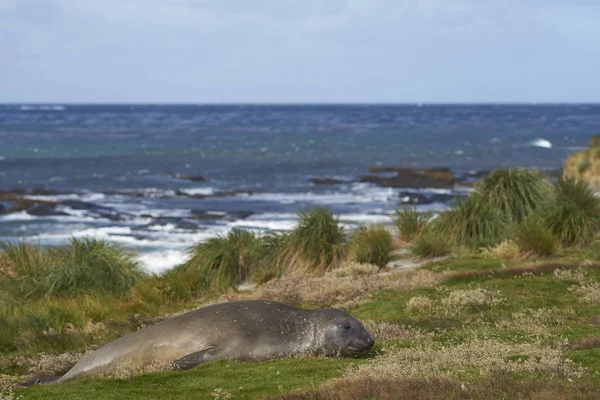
xmin=1 ymin=104 xmax=598 ymax=272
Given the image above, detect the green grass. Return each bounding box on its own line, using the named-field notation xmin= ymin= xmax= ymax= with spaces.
xmin=16 ymin=358 xmax=361 ymax=400
xmin=350 ymin=225 xmax=393 ymax=268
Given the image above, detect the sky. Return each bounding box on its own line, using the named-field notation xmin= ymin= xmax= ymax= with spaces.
xmin=0 ymin=0 xmax=599 ymax=103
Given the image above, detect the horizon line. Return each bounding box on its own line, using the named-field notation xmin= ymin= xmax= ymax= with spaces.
xmin=1 ymin=101 xmax=600 ymax=106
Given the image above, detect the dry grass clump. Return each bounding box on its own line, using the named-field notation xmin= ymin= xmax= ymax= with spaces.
xmin=569 ymin=282 xmax=600 ymax=304
xmin=0 ymin=375 xmax=21 ymax=393
xmin=93 ymin=358 xmax=173 ymax=380
xmin=494 ymin=308 xmax=569 ymax=336
xmin=267 ymin=375 xmax=600 ymax=400
xmin=440 ymin=288 xmax=504 ymax=315
xmin=14 ymin=349 xmax=92 ymax=376
xmin=406 ymin=296 xmax=433 ymax=314
xmin=446 ymin=262 xmax=578 ymax=281
xmin=480 ymin=240 xmax=522 ymax=262
xmin=330 ymin=262 xmax=379 ymax=278
xmin=346 ymin=338 xmax=586 ymax=381
xmin=228 ymin=267 xmax=442 ymax=309
xmin=553 ymin=268 xmax=587 ymax=283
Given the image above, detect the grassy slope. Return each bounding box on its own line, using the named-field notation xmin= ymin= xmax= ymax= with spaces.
xmin=13 ymin=248 xmax=600 ymax=399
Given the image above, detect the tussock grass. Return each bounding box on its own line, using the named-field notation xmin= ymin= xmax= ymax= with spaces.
xmin=45 ymin=238 xmax=142 ymax=298
xmin=0 ymin=242 xmax=54 ymax=299
xmin=279 ymin=208 xmax=347 ymax=275
xmin=350 ymin=225 xmax=393 ymax=268
xmin=514 ymin=215 xmax=557 ymax=257
xmin=411 ymin=229 xmax=452 ymax=259
xmin=544 ymin=178 xmax=600 ymax=247
xmin=176 ymin=229 xmax=265 ymax=291
xmin=433 ymin=194 xmax=506 ymax=248
xmin=476 ymin=168 xmax=553 ymax=225
xmin=0 ymin=239 xmax=142 ymax=300
xmin=394 ymin=207 xmax=429 ymax=242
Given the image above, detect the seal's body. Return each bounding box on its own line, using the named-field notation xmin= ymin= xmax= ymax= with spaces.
xmin=53 ymin=300 xmax=374 ymax=383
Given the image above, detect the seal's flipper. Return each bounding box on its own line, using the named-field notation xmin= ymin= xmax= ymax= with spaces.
xmin=20 ymin=376 xmax=61 ymax=387
xmin=173 ymin=348 xmax=222 ymax=370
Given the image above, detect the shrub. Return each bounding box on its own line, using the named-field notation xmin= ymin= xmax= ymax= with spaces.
xmin=280 ymin=207 xmax=347 ymax=275
xmin=351 ymin=225 xmax=393 ymax=269
xmin=179 ymin=229 xmax=265 ymax=291
xmin=476 ymin=168 xmax=553 ymax=225
xmin=514 ymin=216 xmax=557 ymax=257
xmin=544 ymin=178 xmax=600 ymax=247
xmin=411 ymin=229 xmax=452 ymax=259
xmin=433 ymin=193 xmax=506 ymax=248
xmin=394 ymin=207 xmax=429 ymax=242
xmin=45 ymin=237 xmax=143 ymax=298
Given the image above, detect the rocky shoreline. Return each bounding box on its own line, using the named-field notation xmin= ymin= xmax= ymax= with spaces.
xmin=0 ymin=165 xmax=563 ymax=223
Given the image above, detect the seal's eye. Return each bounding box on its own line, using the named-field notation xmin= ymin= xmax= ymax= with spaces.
xmin=341 ymin=323 xmax=352 ymax=330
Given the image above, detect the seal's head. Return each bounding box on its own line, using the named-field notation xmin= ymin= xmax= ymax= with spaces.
xmin=314 ymin=309 xmax=375 ymax=357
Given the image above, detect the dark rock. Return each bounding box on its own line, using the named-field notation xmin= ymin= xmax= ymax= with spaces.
xmin=309 ymin=178 xmax=348 ymax=185
xmin=398 ymin=192 xmax=456 ymax=205
xmin=26 ymin=203 xmax=68 ymax=216
xmin=362 ymin=167 xmax=456 ymax=189
xmin=192 ymin=210 xmax=227 ymax=220
xmin=178 ymin=189 xmax=255 ymax=199
xmin=176 ymin=221 xmax=200 ymax=230
xmin=173 ymin=174 xmax=207 ymax=182
xmin=226 ymin=211 xmax=254 ymax=220
xmin=61 ymin=200 xmax=105 ymax=211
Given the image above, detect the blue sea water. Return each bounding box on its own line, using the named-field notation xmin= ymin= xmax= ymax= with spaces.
xmin=0 ymin=104 xmax=598 ymax=271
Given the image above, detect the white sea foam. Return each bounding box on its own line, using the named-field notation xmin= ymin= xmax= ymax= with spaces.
xmin=339 ymin=213 xmax=394 ymax=225
xmin=147 ymin=223 xmax=178 ymax=232
xmin=0 ymin=211 xmax=36 ymax=221
xmin=24 ymin=192 xmax=106 ymax=202
xmin=20 ymin=105 xmax=65 ymax=111
xmin=528 ymin=138 xmax=552 ymax=148
xmin=242 ymin=188 xmax=396 ymax=205
xmin=138 ymin=250 xmax=188 ymax=274
xmin=229 ymin=218 xmax=297 ymax=231
xmin=179 ymin=187 xmax=215 ymax=196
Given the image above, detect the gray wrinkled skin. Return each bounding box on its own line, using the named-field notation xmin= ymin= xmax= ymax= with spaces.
xmin=55 ymin=300 xmax=375 ymax=383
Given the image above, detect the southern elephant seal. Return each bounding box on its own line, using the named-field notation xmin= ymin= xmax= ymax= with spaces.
xmin=28 ymin=300 xmax=375 ymax=384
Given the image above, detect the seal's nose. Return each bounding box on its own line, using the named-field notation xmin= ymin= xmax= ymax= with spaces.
xmin=366 ymin=336 xmax=375 ymax=348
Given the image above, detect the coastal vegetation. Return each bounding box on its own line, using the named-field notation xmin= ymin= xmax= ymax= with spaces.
xmin=2 ymin=167 xmax=600 ymax=399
